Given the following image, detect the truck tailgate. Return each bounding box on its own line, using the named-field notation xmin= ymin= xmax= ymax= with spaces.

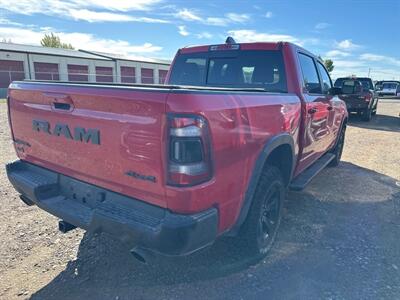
xmin=8 ymin=82 xmax=169 ymax=208
xmin=339 ymin=93 xmax=369 ymax=110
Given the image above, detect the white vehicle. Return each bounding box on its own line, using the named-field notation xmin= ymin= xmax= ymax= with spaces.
xmin=378 ymin=82 xmax=399 ymax=96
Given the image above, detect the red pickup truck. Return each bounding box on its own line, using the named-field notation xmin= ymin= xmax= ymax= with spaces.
xmin=6 ymin=39 xmax=348 ymax=263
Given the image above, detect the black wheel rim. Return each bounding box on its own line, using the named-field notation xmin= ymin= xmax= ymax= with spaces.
xmin=257 ymin=185 xmax=281 ymax=252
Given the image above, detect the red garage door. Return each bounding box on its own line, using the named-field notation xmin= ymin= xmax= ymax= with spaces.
xmin=34 ymin=62 xmax=59 ymax=80
xmin=96 ymin=66 xmax=113 ymax=83
xmin=121 ymin=66 xmax=136 ymax=83
xmin=0 ymin=60 xmax=25 ymax=88
xmin=141 ymin=68 xmax=154 ymax=84
xmin=158 ymin=69 xmax=168 ymax=84
xmin=68 ymin=64 xmax=88 ymax=82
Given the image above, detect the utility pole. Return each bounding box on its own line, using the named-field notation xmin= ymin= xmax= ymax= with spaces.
xmin=367 ymin=68 xmax=371 ymax=78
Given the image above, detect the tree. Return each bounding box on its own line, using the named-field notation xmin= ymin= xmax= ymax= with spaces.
xmin=324 ymin=59 xmax=334 ymax=73
xmin=40 ymin=33 xmax=74 ymax=49
xmin=318 ymin=56 xmax=334 ymax=73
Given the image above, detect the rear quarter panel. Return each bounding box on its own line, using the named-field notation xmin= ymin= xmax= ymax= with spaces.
xmin=166 ymin=91 xmax=301 ymax=233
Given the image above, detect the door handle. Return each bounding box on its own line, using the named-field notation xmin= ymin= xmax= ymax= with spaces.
xmin=327 ymin=106 xmax=333 ymax=111
xmin=308 ymin=108 xmax=317 ymax=114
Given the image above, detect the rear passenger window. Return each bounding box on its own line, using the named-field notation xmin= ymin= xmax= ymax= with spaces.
xmin=298 ymin=53 xmax=322 ymax=94
xmin=317 ymin=62 xmax=332 ymax=94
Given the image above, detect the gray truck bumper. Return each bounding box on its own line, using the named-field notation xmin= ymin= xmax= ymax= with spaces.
xmin=6 ymin=160 xmax=218 ymax=256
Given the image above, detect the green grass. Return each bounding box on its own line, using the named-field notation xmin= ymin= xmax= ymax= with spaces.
xmin=0 ymin=98 xmax=6 ymax=103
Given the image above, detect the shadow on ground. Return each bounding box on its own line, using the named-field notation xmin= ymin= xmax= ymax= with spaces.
xmin=348 ymin=112 xmax=399 ymax=132
xmin=31 ymin=162 xmax=400 ymax=300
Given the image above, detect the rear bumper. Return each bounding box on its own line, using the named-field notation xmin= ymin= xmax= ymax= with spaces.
xmin=377 ymin=92 xmax=396 ymax=96
xmin=345 ymin=102 xmax=369 ymax=112
xmin=6 ymin=160 xmax=218 ymax=256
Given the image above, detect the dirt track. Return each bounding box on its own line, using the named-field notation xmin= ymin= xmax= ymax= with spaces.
xmin=0 ymin=100 xmax=399 ymax=299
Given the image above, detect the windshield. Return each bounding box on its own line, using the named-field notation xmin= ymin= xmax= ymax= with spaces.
xmin=383 ymin=83 xmax=398 ymax=89
xmin=334 ymin=78 xmax=373 ymax=90
xmin=169 ymin=50 xmax=288 ymax=92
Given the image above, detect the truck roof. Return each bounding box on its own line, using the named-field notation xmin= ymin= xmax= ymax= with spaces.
xmin=178 ymin=41 xmax=321 ymax=64
xmin=179 ymin=41 xmax=292 ymax=54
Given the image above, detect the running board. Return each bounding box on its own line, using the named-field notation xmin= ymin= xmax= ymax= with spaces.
xmin=289 ymin=153 xmax=335 ymax=191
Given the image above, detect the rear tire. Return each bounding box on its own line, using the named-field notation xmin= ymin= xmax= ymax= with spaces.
xmin=362 ymin=108 xmax=372 ymax=121
xmin=329 ymin=125 xmax=346 ymax=167
xmin=238 ymin=165 xmax=284 ymax=259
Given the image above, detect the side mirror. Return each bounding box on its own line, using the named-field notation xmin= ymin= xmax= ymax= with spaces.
xmin=328 ymin=87 xmax=342 ymax=95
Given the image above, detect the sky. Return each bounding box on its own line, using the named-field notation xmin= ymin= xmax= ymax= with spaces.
xmin=0 ymin=0 xmax=399 ymax=80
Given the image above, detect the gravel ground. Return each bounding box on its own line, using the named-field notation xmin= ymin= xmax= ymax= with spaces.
xmin=0 ymin=100 xmax=399 ymax=300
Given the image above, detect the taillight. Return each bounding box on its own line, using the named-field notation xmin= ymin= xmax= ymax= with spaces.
xmin=364 ymin=93 xmax=372 ymax=102
xmin=167 ymin=114 xmax=213 ymax=186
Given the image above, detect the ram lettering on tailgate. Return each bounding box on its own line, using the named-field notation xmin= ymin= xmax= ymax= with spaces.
xmin=32 ymin=120 xmax=100 ymax=145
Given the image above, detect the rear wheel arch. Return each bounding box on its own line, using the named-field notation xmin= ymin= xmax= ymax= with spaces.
xmin=228 ymin=134 xmax=296 ymax=235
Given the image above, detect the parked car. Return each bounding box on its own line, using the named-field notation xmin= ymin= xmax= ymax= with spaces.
xmin=334 ymin=77 xmax=378 ymax=121
xmin=377 ymin=81 xmax=400 ymax=97
xmin=6 ymin=38 xmax=348 ymax=263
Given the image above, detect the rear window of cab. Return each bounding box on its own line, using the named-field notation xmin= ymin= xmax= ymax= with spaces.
xmin=334 ymin=78 xmax=373 ymax=90
xmin=169 ymin=50 xmax=288 ymax=93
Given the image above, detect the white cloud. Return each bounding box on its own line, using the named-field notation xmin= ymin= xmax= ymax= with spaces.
xmin=265 ymin=11 xmax=273 ymax=18
xmin=332 ymin=60 xmax=366 ymax=68
xmin=335 ymin=39 xmax=360 ymax=50
xmin=360 ymin=53 xmax=400 ymax=67
xmin=325 ymin=50 xmax=351 ymax=58
xmin=174 ymin=9 xmax=250 ymax=26
xmin=225 ymin=13 xmax=250 ymax=23
xmin=315 ymin=22 xmax=330 ymax=30
xmin=205 ymin=17 xmax=227 ymax=26
xmin=175 ymin=8 xmax=202 ymax=21
xmin=196 ymin=32 xmax=213 ymax=39
xmin=68 ymin=9 xmax=168 ymax=23
xmin=0 ymin=18 xmax=24 ymax=27
xmin=0 ymin=0 xmax=163 ymax=14
xmin=178 ymin=25 xmax=189 ymax=36
xmin=77 ymin=0 xmax=163 ymax=11
xmin=227 ymin=29 xmax=300 ymax=44
xmin=0 ymin=0 xmax=166 ymax=23
xmin=360 ymin=53 xmax=385 ymax=61
xmin=330 ymin=57 xmax=400 ymax=81
xmin=0 ymin=26 xmax=163 ymax=57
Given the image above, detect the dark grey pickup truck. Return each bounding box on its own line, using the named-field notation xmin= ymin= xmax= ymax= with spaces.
xmin=334 ymin=77 xmax=378 ymax=121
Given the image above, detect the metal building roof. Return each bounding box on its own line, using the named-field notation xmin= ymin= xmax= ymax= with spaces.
xmin=0 ymin=42 xmax=171 ymax=65
xmin=0 ymin=42 xmax=111 ymax=60
xmin=80 ymin=50 xmax=171 ymax=65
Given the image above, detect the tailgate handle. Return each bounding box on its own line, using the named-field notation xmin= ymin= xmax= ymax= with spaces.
xmin=54 ymin=102 xmax=71 ymax=110
xmin=44 ymin=93 xmax=74 ymax=112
